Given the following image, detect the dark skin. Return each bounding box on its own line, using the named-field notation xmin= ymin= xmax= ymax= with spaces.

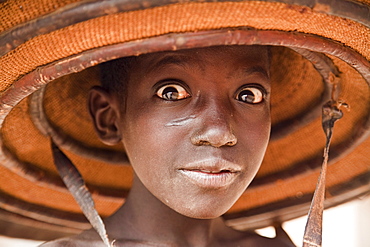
xmin=41 ymin=46 xmax=295 ymax=246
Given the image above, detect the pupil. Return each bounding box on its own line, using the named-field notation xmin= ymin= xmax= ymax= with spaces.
xmin=239 ymin=90 xmax=255 ymax=103
xmin=163 ymin=87 xmax=179 ymax=100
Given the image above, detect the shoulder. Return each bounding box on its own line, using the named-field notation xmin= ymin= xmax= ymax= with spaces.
xmin=39 ymin=238 xmax=77 ymax=247
xmin=39 ymin=232 xmax=103 ymax=247
xmin=249 ymin=234 xmax=296 ymax=247
xmin=215 ymin=219 xmax=296 ymax=247
xmin=39 ymin=238 xmax=106 ymax=247
xmin=223 ymin=228 xmax=296 ymax=247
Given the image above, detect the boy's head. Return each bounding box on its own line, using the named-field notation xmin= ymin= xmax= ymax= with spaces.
xmin=90 ymin=45 xmax=271 ymax=218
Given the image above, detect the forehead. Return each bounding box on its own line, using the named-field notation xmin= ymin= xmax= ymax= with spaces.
xmin=131 ymin=45 xmax=270 ymax=75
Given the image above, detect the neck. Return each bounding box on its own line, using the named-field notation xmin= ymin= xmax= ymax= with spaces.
xmin=105 ymin=175 xmax=229 ymax=246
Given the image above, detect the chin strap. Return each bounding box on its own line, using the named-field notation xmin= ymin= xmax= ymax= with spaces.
xmin=302 ymin=76 xmax=348 ymax=247
xmin=51 ymin=141 xmax=113 ymax=247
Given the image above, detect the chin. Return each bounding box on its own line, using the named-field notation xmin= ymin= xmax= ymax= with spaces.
xmin=189 ymin=213 xmax=225 ymax=220
xmin=173 ymin=199 xmax=235 ymax=220
xmin=182 ymin=211 xmax=224 ymax=220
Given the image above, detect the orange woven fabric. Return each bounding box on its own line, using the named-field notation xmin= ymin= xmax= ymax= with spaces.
xmin=0 ymin=0 xmax=80 ymax=32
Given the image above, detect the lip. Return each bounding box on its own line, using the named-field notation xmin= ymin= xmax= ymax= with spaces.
xmin=178 ymin=158 xmax=241 ymax=188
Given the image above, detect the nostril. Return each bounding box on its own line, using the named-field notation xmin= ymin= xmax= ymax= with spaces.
xmin=191 ymin=134 xmax=237 ymax=147
xmin=190 ymin=122 xmax=237 ymax=147
xmin=196 ymin=140 xmax=211 ymax=146
xmin=225 ymin=140 xmax=237 ymax=146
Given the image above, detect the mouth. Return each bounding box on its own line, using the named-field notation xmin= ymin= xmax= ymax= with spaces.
xmin=178 ymin=159 xmax=241 ymax=188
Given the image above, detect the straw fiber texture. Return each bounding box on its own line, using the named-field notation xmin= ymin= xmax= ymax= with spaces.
xmin=0 ymin=0 xmax=80 ymax=33
xmin=1 ymin=0 xmax=370 ymax=34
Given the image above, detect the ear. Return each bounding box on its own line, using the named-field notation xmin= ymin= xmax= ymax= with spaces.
xmin=88 ymin=86 xmax=122 ymax=145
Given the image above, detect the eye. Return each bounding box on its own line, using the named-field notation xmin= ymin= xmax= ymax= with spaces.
xmin=156 ymin=84 xmax=191 ymax=101
xmin=236 ymin=86 xmax=265 ymax=104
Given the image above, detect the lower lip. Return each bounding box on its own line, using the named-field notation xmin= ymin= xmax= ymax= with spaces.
xmin=178 ymin=170 xmax=238 ymax=188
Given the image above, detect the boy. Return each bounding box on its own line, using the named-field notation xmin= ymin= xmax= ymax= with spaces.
xmin=41 ymin=45 xmax=295 ymax=246
xmin=1 ymin=0 xmax=368 ymax=245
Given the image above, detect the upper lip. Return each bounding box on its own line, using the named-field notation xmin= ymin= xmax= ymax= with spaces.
xmin=179 ymin=158 xmax=241 ymax=173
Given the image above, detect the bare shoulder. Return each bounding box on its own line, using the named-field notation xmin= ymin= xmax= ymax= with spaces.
xmin=39 ymin=238 xmax=77 ymax=247
xmin=241 ymin=232 xmax=297 ymax=247
xmin=39 ymin=230 xmax=103 ymax=247
xmin=220 ymin=227 xmax=296 ymax=247
xmin=39 ymin=238 xmax=106 ymax=247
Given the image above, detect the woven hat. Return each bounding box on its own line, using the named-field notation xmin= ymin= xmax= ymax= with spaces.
xmin=0 ymin=0 xmax=369 ymax=242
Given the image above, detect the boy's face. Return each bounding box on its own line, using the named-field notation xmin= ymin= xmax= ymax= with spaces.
xmin=102 ymin=46 xmax=270 ymax=219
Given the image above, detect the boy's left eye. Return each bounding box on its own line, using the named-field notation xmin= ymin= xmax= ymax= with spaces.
xmin=156 ymin=84 xmax=191 ymax=101
xmin=236 ymin=86 xmax=266 ymax=104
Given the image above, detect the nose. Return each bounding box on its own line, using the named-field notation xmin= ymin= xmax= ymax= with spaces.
xmin=190 ymin=101 xmax=237 ymax=148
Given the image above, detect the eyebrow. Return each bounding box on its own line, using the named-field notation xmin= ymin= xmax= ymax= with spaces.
xmin=148 ymin=54 xmax=194 ymax=72
xmin=243 ymin=66 xmax=270 ymax=79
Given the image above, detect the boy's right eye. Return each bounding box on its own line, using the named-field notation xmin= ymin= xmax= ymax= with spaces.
xmin=156 ymin=84 xmax=191 ymax=101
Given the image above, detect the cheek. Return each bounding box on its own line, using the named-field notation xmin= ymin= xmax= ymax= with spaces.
xmin=121 ymin=98 xmax=193 ymax=165
xmin=120 ymin=107 xmax=180 ymax=183
xmin=234 ymin=106 xmax=271 ymax=178
xmin=238 ymin=106 xmax=271 ymax=150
